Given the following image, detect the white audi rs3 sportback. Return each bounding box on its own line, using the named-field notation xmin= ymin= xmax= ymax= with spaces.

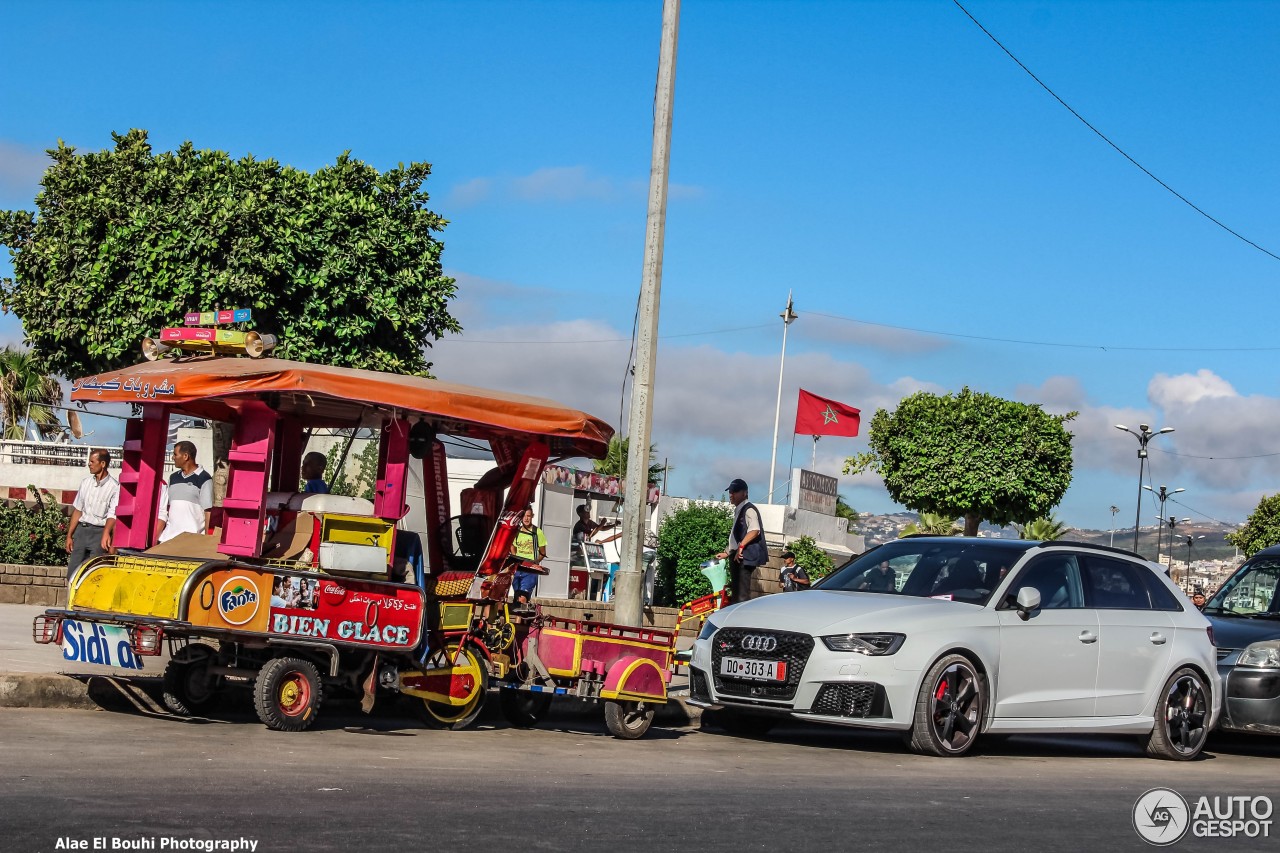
xmin=688 ymin=537 xmax=1220 ymax=759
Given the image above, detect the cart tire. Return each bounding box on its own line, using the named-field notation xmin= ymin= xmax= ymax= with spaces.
xmin=604 ymin=699 xmax=655 ymax=739
xmin=413 ymin=643 xmax=489 ymax=731
xmin=162 ymin=654 xmax=222 ymax=716
xmin=499 ymin=687 xmax=552 ymax=728
xmin=253 ymin=657 xmax=323 ymax=732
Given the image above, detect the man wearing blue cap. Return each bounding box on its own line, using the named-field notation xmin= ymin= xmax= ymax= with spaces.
xmin=716 ymin=478 xmax=767 ymax=602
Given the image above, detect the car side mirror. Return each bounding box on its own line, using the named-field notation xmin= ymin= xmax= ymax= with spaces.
xmin=1015 ymin=587 xmax=1041 ymax=621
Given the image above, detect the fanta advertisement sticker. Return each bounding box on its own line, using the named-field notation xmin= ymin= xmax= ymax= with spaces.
xmin=218 ymin=575 xmax=261 ymax=625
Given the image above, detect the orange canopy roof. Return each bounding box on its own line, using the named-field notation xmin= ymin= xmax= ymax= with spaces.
xmin=70 ymin=356 xmax=613 ymax=459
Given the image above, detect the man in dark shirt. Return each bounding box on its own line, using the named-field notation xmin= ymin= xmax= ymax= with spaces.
xmin=572 ymin=504 xmax=599 ymax=542
xmin=779 ymin=550 xmax=810 ymax=592
xmin=860 ymin=560 xmax=896 ymax=592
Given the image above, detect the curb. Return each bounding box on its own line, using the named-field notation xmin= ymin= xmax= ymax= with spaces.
xmin=0 ymin=672 xmax=166 ymax=712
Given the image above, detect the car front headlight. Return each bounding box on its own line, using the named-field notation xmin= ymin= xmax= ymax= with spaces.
xmin=697 ymin=618 xmax=720 ymax=641
xmin=821 ymin=633 xmax=905 ymax=655
xmin=1238 ymin=640 xmax=1280 ymax=668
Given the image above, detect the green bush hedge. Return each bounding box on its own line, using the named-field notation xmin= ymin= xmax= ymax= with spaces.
xmin=786 ymin=534 xmax=835 ymax=582
xmin=655 ymin=501 xmax=733 ymax=606
xmin=0 ymin=489 xmax=69 ymax=566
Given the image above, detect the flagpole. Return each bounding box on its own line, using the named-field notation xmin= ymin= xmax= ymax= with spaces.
xmin=811 ymin=434 xmax=819 ymax=471
xmin=767 ymin=293 xmax=797 ymax=505
xmin=784 ymin=431 xmax=798 ymax=505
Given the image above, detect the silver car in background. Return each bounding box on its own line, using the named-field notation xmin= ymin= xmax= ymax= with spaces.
xmin=689 ymin=537 xmax=1220 ymax=759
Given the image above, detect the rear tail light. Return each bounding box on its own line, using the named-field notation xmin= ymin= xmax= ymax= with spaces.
xmin=132 ymin=625 xmax=164 ymax=656
xmin=32 ymin=615 xmax=60 ymax=644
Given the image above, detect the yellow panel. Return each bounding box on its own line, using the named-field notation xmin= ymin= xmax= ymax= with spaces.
xmin=320 ymin=513 xmax=394 ymax=551
xmin=69 ymin=556 xmax=204 ymax=619
xmin=440 ymin=602 xmax=472 ymax=631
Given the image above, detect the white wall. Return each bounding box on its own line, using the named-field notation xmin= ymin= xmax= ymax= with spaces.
xmin=653 ymin=496 xmax=865 ymax=558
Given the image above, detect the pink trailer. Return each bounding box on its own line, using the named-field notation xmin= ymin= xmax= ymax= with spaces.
xmin=499 ymin=614 xmax=676 ymax=738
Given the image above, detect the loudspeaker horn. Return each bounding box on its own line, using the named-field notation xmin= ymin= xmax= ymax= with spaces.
xmin=68 ymin=410 xmax=84 ymax=439
xmin=141 ymin=337 xmax=171 ymax=361
xmin=244 ymin=332 xmax=278 ymax=358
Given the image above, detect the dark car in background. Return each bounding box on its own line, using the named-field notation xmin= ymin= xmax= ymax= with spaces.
xmin=1203 ymin=544 xmax=1280 ymax=734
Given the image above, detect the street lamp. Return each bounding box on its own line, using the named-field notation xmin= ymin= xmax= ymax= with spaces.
xmin=1115 ymin=423 xmax=1175 ymax=554
xmin=1142 ymin=484 xmax=1184 ymax=561
xmin=1182 ymin=534 xmax=1205 ymax=589
xmin=1156 ymin=515 xmax=1191 ymax=577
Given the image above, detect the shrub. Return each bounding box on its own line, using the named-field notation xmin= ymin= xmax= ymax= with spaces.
xmin=0 ymin=487 xmax=69 ymax=566
xmin=655 ymin=501 xmax=733 ymax=606
xmin=787 ymin=535 xmax=835 ymax=582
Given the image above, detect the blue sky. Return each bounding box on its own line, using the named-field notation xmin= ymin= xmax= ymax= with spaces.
xmin=3 ymin=1 xmax=1279 ymax=532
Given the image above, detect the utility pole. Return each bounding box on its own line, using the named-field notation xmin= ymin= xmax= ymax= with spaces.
xmin=1109 ymin=505 xmax=1119 ymax=547
xmin=767 ymin=293 xmax=797 ymax=504
xmin=615 ymin=0 xmax=680 ymax=629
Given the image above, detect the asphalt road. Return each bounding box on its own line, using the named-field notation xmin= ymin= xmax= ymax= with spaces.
xmin=2 ymin=699 xmax=1278 ymax=853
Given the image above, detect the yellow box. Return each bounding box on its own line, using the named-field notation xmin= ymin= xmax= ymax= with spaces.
xmin=319 ymin=513 xmax=394 ymax=551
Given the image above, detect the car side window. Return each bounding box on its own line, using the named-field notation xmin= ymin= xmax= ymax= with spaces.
xmin=1138 ymin=569 xmax=1185 ymax=612
xmin=1009 ymin=554 xmax=1084 ymax=609
xmin=1084 ymin=556 xmax=1153 ymax=610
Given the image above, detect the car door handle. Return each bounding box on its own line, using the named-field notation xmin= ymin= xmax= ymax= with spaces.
xmin=1150 ymin=632 xmax=1167 ymax=645
xmin=1078 ymin=630 xmax=1098 ymax=644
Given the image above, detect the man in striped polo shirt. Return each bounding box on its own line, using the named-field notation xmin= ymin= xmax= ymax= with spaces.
xmin=66 ymin=449 xmax=120 ymax=579
xmin=156 ymin=440 xmax=214 ymax=544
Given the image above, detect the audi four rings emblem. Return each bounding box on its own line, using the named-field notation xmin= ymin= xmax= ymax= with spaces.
xmin=741 ymin=634 xmax=778 ymax=653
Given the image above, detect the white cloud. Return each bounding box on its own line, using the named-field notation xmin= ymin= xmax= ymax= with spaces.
xmin=447 ymin=165 xmax=706 ymax=207
xmin=0 ymin=140 xmax=49 ymax=201
xmin=796 ymin=313 xmax=950 ymax=355
xmin=1148 ymin=369 xmax=1238 ymax=409
xmin=512 ymin=166 xmax=615 ymax=202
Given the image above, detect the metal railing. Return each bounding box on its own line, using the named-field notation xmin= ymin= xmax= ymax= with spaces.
xmin=0 ymin=440 xmax=124 ymax=468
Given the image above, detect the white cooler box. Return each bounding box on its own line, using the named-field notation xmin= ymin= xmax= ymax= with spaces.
xmin=318 ymin=541 xmax=389 ymax=574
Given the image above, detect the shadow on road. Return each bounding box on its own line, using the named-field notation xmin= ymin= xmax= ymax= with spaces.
xmin=64 ymin=676 xmax=696 ymax=740
xmin=694 ymin=716 xmax=1267 ymax=762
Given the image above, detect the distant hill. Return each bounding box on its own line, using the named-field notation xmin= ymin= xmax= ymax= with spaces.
xmin=858 ymin=512 xmax=1238 ymax=562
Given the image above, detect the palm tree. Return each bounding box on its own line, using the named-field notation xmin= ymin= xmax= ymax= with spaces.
xmin=593 ymin=436 xmax=667 ymax=484
xmin=0 ymin=347 xmax=63 ymax=440
xmin=835 ymin=494 xmax=859 ymax=532
xmin=901 ymin=512 xmax=961 ymax=537
xmin=1021 ymin=515 xmax=1070 ymax=541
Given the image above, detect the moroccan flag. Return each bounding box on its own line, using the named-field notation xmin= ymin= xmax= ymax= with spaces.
xmin=794 ymin=389 xmax=860 ymax=437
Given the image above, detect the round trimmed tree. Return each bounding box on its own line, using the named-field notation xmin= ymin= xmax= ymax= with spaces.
xmin=845 ymin=387 xmax=1075 ymax=536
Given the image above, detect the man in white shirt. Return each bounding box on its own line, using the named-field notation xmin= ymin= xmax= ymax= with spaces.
xmin=66 ymin=449 xmax=120 ymax=579
xmin=156 ymin=441 xmax=214 ymax=544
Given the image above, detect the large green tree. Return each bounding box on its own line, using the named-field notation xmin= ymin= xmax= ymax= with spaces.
xmin=1227 ymin=494 xmax=1280 ymax=558
xmin=846 ymin=387 xmax=1076 ymax=537
xmin=0 ymin=129 xmax=459 ymax=378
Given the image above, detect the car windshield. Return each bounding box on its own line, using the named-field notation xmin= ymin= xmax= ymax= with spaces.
xmin=1206 ymin=557 xmax=1280 ymax=616
xmin=814 ymin=539 xmax=1034 ymax=606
